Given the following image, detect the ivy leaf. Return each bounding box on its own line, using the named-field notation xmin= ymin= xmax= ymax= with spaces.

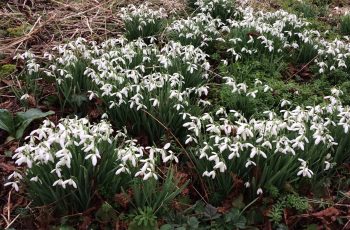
xmin=160 ymin=224 xmax=173 ymax=230
xmin=187 ymin=217 xmax=199 ymax=229
xmin=204 ymin=204 xmax=219 ymax=219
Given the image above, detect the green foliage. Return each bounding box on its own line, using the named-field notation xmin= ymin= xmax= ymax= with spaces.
xmin=161 ymin=202 xmax=248 ymax=230
xmin=218 ymin=60 xmax=280 ymax=116
xmin=0 ymin=108 xmax=54 ymax=140
xmin=293 ymin=2 xmax=318 ymax=19
xmin=294 ymin=42 xmax=318 ymax=64
xmin=218 ymin=57 xmax=334 ymax=114
xmin=268 ymin=202 xmax=284 ymax=224
xmin=266 ymin=185 xmax=280 ymax=199
xmin=217 ymin=209 xmax=247 ymax=229
xmin=130 ymin=169 xmax=188 ymax=214
xmin=340 ymin=81 xmax=350 ymax=105
xmin=286 ymin=194 xmax=309 ymax=212
xmin=55 ymin=59 xmax=95 ymax=115
xmin=11 ymin=71 xmax=43 ymax=107
xmin=340 ymin=14 xmax=350 ymax=36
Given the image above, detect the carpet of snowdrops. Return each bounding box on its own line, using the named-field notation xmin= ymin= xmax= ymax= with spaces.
xmin=3 ymin=0 xmax=350 ymax=228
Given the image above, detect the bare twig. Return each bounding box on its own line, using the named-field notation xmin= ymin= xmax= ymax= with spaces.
xmin=286 ymin=54 xmax=319 ymax=81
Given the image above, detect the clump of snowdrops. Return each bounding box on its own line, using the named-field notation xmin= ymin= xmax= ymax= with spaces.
xmin=183 ymin=88 xmax=350 ymax=202
xmin=85 ymin=38 xmax=210 ymax=142
xmin=120 ymin=3 xmax=167 ymax=41
xmin=195 ymin=0 xmax=242 ymax=21
xmin=166 ymin=13 xmax=223 ymax=51
xmin=5 ymin=117 xmax=178 ymax=213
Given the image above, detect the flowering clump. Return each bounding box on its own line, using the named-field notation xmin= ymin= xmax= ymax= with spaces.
xmin=183 ymin=89 xmax=350 ymax=195
xmin=120 ymin=3 xmax=167 ymax=41
xmin=166 ymin=13 xmax=223 ymax=50
xmin=5 ymin=117 xmax=179 ymax=212
xmin=6 ymin=118 xmax=118 ymax=211
xmin=195 ymin=0 xmax=242 ymax=21
xmin=223 ymin=9 xmax=310 ymax=62
xmin=85 ymin=38 xmax=210 ymax=141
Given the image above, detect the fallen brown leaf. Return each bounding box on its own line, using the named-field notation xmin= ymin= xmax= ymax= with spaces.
xmin=312 ymin=207 xmax=341 ymax=218
xmin=0 ymin=162 xmax=16 ymax=173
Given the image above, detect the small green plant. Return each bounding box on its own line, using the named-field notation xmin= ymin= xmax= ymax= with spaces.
xmin=129 ymin=207 xmax=158 ymax=230
xmin=120 ymin=3 xmax=167 ymax=41
xmin=268 ymin=194 xmax=309 ymax=225
xmin=0 ymin=108 xmax=54 ymax=141
xmin=340 ymin=14 xmax=350 ymax=36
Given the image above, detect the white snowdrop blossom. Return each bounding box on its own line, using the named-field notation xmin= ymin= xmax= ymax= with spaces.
xmin=297 ymin=158 xmax=314 ymax=178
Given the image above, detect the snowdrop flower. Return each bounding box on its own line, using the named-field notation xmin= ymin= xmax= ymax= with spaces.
xmin=245 ymin=159 xmax=256 ymax=168
xmin=4 ymin=181 xmax=20 ymax=192
xmin=116 ymin=164 xmax=131 ymax=175
xmin=63 ymin=178 xmax=77 ymax=189
xmin=213 ymin=161 xmax=227 ymax=172
xmin=324 ymin=161 xmax=331 ymax=171
xmin=150 ymin=98 xmax=160 ymax=107
xmin=263 ymin=85 xmax=272 ymax=92
xmin=185 ymin=135 xmax=197 ymax=144
xmin=163 ymin=150 xmax=179 ymax=163
xmin=257 ymin=188 xmax=263 ymax=195
xmin=281 ymin=99 xmax=291 ymax=107
xmin=20 ymin=94 xmax=31 ymax=101
xmin=53 ymin=179 xmax=66 ymax=189
xmin=250 ymin=147 xmax=267 ymax=159
xmin=297 ymin=158 xmax=313 ymax=178
xmin=85 ymin=152 xmax=101 ymax=166
xmin=203 ymin=170 xmax=216 ymax=179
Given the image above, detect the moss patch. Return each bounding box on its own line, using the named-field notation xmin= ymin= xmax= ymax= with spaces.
xmin=0 ymin=64 xmax=16 ymax=79
xmin=6 ymin=23 xmax=32 ymax=37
